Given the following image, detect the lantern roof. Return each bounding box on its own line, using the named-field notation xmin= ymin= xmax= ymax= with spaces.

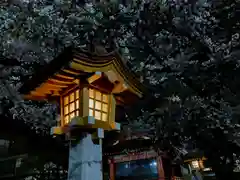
xmin=19 ymin=47 xmax=145 ymax=104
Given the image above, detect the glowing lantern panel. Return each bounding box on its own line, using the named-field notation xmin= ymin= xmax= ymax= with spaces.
xmin=62 ymin=89 xmax=80 ymax=125
xmin=191 ymin=160 xmax=199 ymax=169
xmin=88 ymin=88 xmax=109 ymax=121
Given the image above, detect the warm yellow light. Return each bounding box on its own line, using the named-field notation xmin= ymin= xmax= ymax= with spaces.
xmin=102 ymin=94 xmax=108 ymax=103
xmin=95 ymin=111 xmax=101 ymax=120
xmin=192 ymin=160 xmax=199 ymax=169
xmin=95 ymin=101 xmax=101 ymax=110
xmin=70 ymin=92 xmax=74 ymax=102
xmin=102 ymin=104 xmax=108 ymax=112
xmin=95 ymin=91 xmax=101 ymax=101
xmin=89 ymin=89 xmax=94 ymax=98
xmin=89 ymin=99 xmax=94 ymax=108
xmin=64 ymin=116 xmax=69 ymax=124
xmin=70 ymin=112 xmax=74 ymax=119
xmin=88 ymin=88 xmax=109 ymax=121
xmin=102 ymin=113 xmax=107 ymax=121
xmin=89 ymin=109 xmax=94 ymax=116
xmin=64 ymin=96 xmax=69 ymax=105
xmin=70 ymin=102 xmax=74 ymax=112
xmin=62 ymin=89 xmax=80 ymax=125
xmin=64 ymin=106 xmax=68 ymax=115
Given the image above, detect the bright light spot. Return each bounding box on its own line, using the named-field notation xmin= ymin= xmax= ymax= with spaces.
xmin=150 ymin=160 xmax=157 ymax=166
xmin=191 ymin=160 xmax=199 ymax=169
xmin=113 ymin=140 xmax=119 ymax=146
xmin=142 ymin=136 xmax=150 ymax=139
xmin=203 ymin=168 xmax=211 ymax=171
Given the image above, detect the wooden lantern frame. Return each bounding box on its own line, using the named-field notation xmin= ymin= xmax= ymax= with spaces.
xmin=59 ymin=84 xmax=117 ymax=129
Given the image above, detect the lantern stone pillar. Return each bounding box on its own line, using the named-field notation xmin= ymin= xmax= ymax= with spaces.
xmin=52 ymin=116 xmax=112 ymax=180
xmin=68 ymin=134 xmax=103 ymax=180
xmin=52 ymin=115 xmax=120 ymax=180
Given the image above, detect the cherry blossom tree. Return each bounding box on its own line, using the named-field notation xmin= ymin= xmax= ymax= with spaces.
xmin=1 ymin=0 xmax=240 ymax=179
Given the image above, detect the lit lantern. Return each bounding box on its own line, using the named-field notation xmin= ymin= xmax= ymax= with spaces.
xmin=19 ymin=47 xmax=145 ymax=180
xmin=191 ymin=160 xmax=200 ymax=169
xmin=19 ymin=47 xmax=144 ymax=135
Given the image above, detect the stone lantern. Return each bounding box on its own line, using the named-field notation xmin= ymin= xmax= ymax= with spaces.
xmin=19 ymin=47 xmax=144 ymax=180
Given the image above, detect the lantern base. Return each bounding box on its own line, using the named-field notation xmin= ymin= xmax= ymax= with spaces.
xmin=51 ymin=116 xmax=121 ymax=136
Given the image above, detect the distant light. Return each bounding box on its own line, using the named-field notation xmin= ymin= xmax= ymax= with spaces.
xmin=150 ymin=161 xmax=157 ymax=166
xmin=203 ymin=168 xmax=211 ymax=171
xmin=142 ymin=136 xmax=150 ymax=140
xmin=125 ymin=164 xmax=129 ymax=168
